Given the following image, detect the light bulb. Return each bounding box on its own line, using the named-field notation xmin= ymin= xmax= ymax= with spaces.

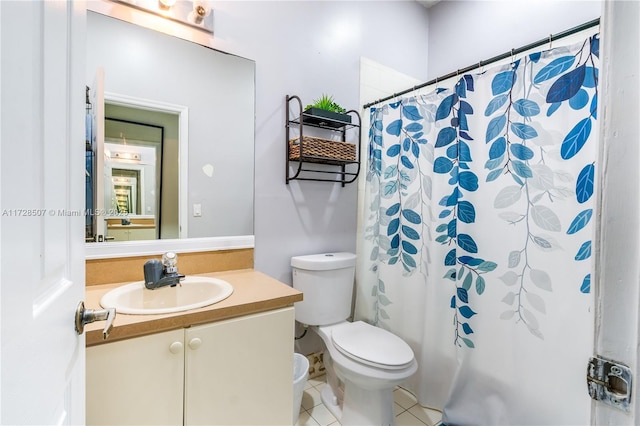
xmin=159 ymin=0 xmax=176 ymax=9
xmin=189 ymin=1 xmax=211 ymax=24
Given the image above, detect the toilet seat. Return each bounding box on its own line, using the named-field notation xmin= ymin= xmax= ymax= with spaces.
xmin=330 ymin=321 xmax=414 ymax=370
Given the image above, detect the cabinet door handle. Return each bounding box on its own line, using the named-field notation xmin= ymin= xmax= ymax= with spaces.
xmin=188 ymin=338 xmax=202 ymax=350
xmin=169 ymin=341 xmax=183 ymax=354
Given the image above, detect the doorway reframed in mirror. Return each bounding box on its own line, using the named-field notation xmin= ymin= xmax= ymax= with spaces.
xmin=103 ymin=118 xmax=162 ymax=240
xmin=86 ymin=91 xmax=189 ymax=242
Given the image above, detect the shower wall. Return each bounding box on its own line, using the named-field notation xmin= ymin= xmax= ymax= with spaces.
xmin=427 ymin=1 xmax=601 ymax=80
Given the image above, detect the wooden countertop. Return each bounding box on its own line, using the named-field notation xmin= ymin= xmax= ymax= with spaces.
xmin=84 ymin=269 xmax=302 ymax=347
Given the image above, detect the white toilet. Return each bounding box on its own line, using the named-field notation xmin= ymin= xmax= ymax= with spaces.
xmin=292 ymin=252 xmax=417 ymax=426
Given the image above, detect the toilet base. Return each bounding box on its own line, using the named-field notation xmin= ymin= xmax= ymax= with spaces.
xmin=342 ymin=380 xmax=395 ymax=426
xmin=320 ymin=380 xmax=396 ymax=426
xmin=320 ymin=384 xmax=342 ymax=421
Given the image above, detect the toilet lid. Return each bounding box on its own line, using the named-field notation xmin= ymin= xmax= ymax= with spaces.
xmin=331 ymin=321 xmax=414 ymax=369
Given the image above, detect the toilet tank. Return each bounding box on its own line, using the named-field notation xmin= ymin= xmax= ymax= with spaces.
xmin=291 ymin=252 xmax=356 ymax=326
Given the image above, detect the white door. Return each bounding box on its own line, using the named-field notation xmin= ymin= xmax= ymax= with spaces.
xmin=1 ymin=1 xmax=86 ymax=424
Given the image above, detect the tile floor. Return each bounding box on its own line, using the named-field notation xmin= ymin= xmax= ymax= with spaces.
xmin=296 ymin=374 xmax=443 ymax=426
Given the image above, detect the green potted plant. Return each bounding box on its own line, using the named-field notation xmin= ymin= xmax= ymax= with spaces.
xmin=303 ymin=94 xmax=352 ymax=127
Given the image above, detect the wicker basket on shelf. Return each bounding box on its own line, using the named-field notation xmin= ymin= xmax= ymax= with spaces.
xmin=288 ymin=136 xmax=356 ymax=161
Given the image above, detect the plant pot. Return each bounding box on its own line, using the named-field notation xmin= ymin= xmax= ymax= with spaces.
xmin=303 ymin=108 xmax=352 ymax=128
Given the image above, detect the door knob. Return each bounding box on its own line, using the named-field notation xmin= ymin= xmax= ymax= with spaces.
xmin=75 ymin=301 xmax=116 ymax=340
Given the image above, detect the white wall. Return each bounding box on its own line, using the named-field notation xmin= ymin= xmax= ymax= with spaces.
xmin=427 ymin=0 xmax=601 ymax=80
xmin=209 ymin=1 xmax=432 ymax=283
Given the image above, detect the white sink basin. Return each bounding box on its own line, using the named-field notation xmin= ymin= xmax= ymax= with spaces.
xmin=100 ymin=276 xmax=233 ymax=315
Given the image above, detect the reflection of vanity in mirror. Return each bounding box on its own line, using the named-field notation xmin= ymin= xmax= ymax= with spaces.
xmin=85 ymin=9 xmax=255 ymax=249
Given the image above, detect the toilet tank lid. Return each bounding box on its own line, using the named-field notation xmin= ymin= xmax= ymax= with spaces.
xmin=291 ymin=252 xmax=356 ymax=271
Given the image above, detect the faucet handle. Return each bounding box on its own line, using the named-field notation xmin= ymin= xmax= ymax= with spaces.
xmin=162 ymin=252 xmax=179 ymax=275
xmin=162 ymin=252 xmax=178 ymax=267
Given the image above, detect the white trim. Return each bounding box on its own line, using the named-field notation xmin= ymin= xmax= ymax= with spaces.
xmin=85 ymin=235 xmax=255 ymax=260
xmin=104 ymin=91 xmax=189 ymax=238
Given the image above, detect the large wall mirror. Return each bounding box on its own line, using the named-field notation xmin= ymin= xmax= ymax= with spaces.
xmin=85 ymin=10 xmax=255 ymax=249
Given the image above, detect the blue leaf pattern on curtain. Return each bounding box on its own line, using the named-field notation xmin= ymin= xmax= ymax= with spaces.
xmin=484 ymin=36 xmax=598 ymax=338
xmin=363 ymin=34 xmax=598 ymax=346
xmin=359 ymin=33 xmax=599 ymax=424
xmin=427 ymin=75 xmax=491 ymax=349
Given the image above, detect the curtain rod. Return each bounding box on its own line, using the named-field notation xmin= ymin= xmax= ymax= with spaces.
xmin=363 ymin=17 xmax=600 ymax=109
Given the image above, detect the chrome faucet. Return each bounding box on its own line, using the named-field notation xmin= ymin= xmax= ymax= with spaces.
xmin=143 ymin=252 xmax=185 ymax=290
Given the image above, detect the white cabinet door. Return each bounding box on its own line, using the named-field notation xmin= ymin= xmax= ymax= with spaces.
xmin=86 ymin=329 xmax=184 ymax=425
xmin=184 ymin=307 xmax=295 ymax=425
xmin=87 ymin=307 xmax=295 ymax=425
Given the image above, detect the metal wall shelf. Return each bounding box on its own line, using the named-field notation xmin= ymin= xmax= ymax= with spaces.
xmin=285 ymin=95 xmax=361 ymax=186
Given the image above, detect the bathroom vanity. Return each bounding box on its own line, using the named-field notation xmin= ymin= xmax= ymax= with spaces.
xmin=84 ymin=269 xmax=302 ymax=425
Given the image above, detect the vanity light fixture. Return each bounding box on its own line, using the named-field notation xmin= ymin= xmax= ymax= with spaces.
xmin=112 ymin=0 xmax=214 ymax=34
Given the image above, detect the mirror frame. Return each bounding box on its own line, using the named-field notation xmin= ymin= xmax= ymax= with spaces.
xmin=86 ymin=235 xmax=255 ymax=260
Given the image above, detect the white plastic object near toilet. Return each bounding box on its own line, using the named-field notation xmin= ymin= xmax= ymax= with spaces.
xmin=292 ymin=353 xmax=309 ymax=424
xmin=292 ymin=253 xmax=417 ymax=426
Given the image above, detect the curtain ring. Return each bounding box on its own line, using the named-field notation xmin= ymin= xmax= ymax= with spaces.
xmin=511 ymin=48 xmax=516 ymax=67
xmin=435 ymin=76 xmax=439 ymax=90
xmin=549 ymin=34 xmax=553 ymax=49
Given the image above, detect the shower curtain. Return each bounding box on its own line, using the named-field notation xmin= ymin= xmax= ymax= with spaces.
xmin=356 ymin=34 xmax=599 ymax=425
